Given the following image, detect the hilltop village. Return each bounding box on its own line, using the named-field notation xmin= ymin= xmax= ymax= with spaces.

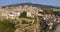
xmin=0 ymin=5 xmax=44 ymax=19
xmin=0 ymin=4 xmax=60 ymax=32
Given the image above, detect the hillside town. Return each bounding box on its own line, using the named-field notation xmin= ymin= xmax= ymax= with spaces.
xmin=0 ymin=4 xmax=60 ymax=32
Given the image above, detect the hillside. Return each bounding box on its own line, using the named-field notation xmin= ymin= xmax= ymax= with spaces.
xmin=1 ymin=3 xmax=60 ymax=9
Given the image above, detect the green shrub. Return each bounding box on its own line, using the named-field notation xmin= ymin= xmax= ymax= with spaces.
xmin=0 ymin=19 xmax=16 ymax=32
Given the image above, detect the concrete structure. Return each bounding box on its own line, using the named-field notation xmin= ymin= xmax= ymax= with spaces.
xmin=0 ymin=5 xmax=44 ymax=19
xmin=27 ymin=12 xmax=32 ymax=17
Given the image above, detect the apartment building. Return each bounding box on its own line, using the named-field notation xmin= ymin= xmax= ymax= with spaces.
xmin=0 ymin=5 xmax=44 ymax=19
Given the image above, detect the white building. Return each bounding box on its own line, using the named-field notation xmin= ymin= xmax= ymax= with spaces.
xmin=27 ymin=12 xmax=34 ymax=18
xmin=8 ymin=14 xmax=15 ymax=19
xmin=27 ymin=12 xmax=31 ymax=17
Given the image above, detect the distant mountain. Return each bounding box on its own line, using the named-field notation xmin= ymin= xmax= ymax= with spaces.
xmin=1 ymin=3 xmax=60 ymax=9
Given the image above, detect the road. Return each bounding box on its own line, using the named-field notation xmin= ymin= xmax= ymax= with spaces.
xmin=54 ymin=24 xmax=60 ymax=32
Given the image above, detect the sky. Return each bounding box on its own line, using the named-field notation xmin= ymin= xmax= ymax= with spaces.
xmin=0 ymin=0 xmax=60 ymax=7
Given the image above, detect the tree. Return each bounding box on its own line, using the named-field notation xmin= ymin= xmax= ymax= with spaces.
xmin=42 ymin=8 xmax=54 ymax=14
xmin=53 ymin=11 xmax=60 ymax=16
xmin=19 ymin=11 xmax=26 ymax=17
xmin=0 ymin=19 xmax=16 ymax=32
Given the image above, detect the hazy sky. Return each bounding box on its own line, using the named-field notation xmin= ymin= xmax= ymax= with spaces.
xmin=0 ymin=0 xmax=60 ymax=7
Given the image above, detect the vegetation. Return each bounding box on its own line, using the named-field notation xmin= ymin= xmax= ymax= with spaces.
xmin=22 ymin=20 xmax=29 ymax=24
xmin=19 ymin=11 xmax=26 ymax=17
xmin=53 ymin=11 xmax=60 ymax=16
xmin=41 ymin=8 xmax=54 ymax=14
xmin=0 ymin=19 xmax=16 ymax=32
xmin=19 ymin=11 xmax=34 ymax=19
xmin=41 ymin=8 xmax=60 ymax=16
